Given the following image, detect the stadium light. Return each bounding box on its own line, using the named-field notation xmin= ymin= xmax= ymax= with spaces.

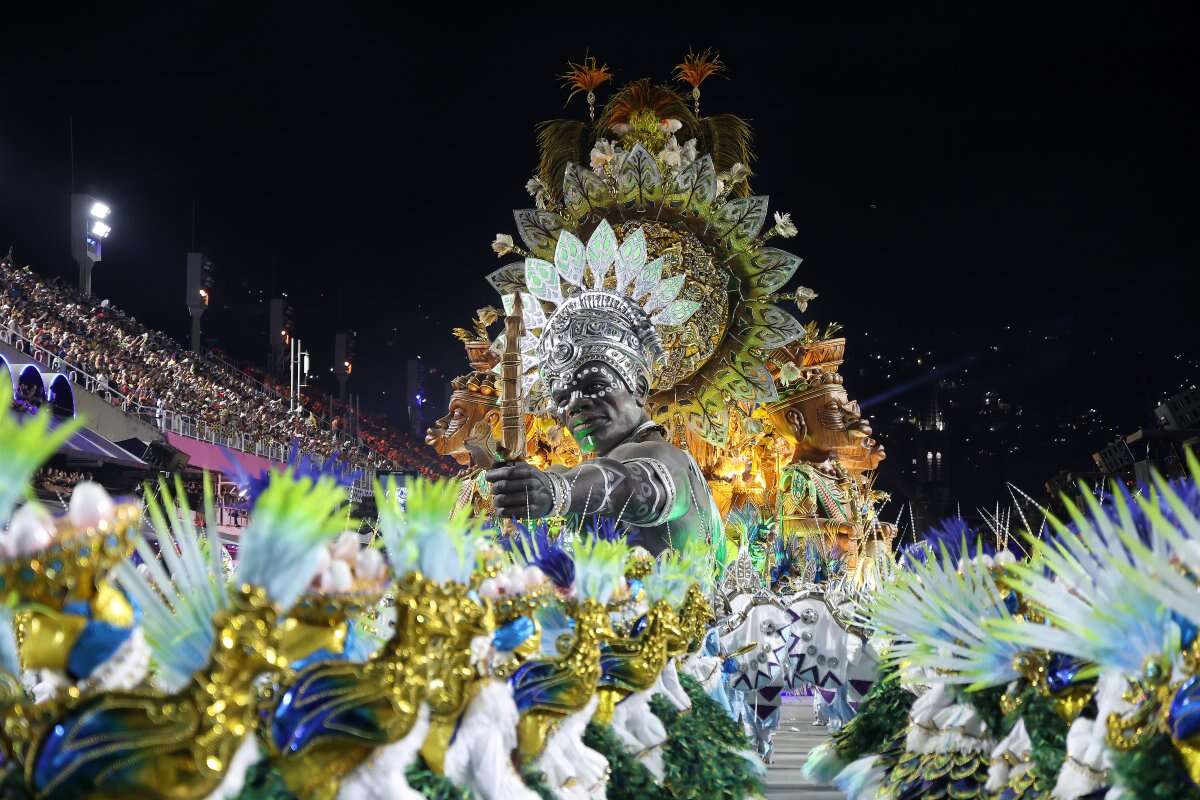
xmin=71 ymin=193 xmax=112 ymax=296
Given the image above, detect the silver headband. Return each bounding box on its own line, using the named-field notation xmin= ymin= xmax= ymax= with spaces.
xmin=537 ymin=290 xmax=665 ymax=394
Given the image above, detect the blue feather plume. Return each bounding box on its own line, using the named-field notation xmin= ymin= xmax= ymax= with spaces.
xmin=508 ymin=519 xmax=574 ymax=590
xmin=222 ymin=440 xmax=362 ymax=506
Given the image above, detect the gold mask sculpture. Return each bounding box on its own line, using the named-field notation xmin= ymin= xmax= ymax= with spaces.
xmin=425 ymin=358 xmax=502 ymax=468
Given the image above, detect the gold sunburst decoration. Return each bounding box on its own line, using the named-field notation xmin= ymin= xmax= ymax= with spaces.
xmin=487 ymin=53 xmax=804 ymax=448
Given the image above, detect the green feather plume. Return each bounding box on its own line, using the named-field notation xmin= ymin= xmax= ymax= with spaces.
xmin=0 ymin=371 xmax=83 ymax=525
xmin=235 ymin=469 xmax=349 ymax=613
xmin=374 ymin=476 xmax=418 ymax=576
xmin=572 ymin=538 xmax=628 ymax=604
xmin=376 ymin=476 xmax=483 ymax=585
xmin=870 ymin=541 xmax=1023 ymax=689
xmin=698 ymin=113 xmax=755 ymax=192
xmin=114 ymin=473 xmax=228 ymax=690
xmin=536 ymin=118 xmax=591 ymax=203
xmin=680 ymin=537 xmax=717 ymax=594
xmin=644 ymin=550 xmax=691 ymax=607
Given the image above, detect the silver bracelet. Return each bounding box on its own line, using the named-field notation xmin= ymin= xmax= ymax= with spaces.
xmin=546 ymin=471 xmax=571 ymax=517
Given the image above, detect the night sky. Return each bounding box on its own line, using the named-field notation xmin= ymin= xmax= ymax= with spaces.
xmin=3 ymin=7 xmax=1198 ymax=497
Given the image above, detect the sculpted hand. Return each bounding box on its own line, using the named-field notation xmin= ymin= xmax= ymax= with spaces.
xmin=485 ymin=462 xmax=554 ymax=519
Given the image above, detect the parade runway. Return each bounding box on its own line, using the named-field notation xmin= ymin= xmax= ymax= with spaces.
xmin=763 ymin=696 xmax=840 ymax=799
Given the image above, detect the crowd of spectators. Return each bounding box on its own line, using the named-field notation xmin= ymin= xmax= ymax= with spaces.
xmin=304 ymin=394 xmax=460 ymax=478
xmin=209 ymin=350 xmax=461 ymax=478
xmin=34 ymin=468 xmax=94 ymax=495
xmin=1 ymin=254 xmax=456 ymax=478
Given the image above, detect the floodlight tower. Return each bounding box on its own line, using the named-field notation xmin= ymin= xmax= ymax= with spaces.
xmin=70 ymin=194 xmax=111 ymax=296
xmin=185 ymin=252 xmax=214 ymax=352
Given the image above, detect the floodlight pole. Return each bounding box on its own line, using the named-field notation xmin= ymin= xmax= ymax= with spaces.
xmin=70 ymin=193 xmax=103 ymax=297
xmin=289 ymin=337 xmax=309 ymax=412
xmin=185 ymin=252 xmax=208 ymax=353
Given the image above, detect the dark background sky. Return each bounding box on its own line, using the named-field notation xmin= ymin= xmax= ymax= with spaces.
xmin=3 ymin=5 xmax=1198 ymax=498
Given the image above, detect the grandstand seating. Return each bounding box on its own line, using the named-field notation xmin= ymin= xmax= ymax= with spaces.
xmin=1 ymin=253 xmax=458 ymax=481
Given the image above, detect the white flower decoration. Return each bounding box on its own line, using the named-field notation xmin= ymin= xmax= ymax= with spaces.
xmin=491 ymin=233 xmax=514 ymax=257
xmin=779 ymin=361 xmax=804 ymax=386
xmin=590 ymin=139 xmax=616 ymax=173
xmin=658 ymin=137 xmax=682 ymax=168
xmin=681 ymin=138 xmax=699 ymax=166
xmin=659 ymin=118 xmax=683 ymax=134
xmin=720 ymin=162 xmax=751 ymax=187
xmin=773 ymin=211 xmax=798 ymax=238
xmin=525 ymin=176 xmax=547 ymax=196
xmin=793 ymin=286 xmax=818 ymax=312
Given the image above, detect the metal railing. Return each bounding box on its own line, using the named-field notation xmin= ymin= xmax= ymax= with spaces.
xmin=0 ymin=320 xmax=375 ymax=498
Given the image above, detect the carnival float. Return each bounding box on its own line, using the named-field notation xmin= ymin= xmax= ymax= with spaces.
xmin=6 ymin=49 xmax=1196 ymax=800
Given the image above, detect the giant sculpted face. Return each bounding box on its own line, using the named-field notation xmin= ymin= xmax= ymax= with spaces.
xmin=765 ymin=372 xmax=884 ymax=469
xmin=425 ymin=371 xmax=501 ymax=467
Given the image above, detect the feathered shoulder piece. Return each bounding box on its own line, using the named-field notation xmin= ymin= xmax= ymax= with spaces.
xmin=375 ymin=476 xmax=484 ymax=586
xmin=871 ymin=539 xmax=1023 ymax=690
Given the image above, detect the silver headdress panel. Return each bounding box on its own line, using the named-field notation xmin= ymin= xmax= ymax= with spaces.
xmin=537 ymin=290 xmax=665 ymax=395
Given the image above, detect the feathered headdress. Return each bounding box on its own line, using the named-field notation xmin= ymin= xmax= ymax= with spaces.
xmin=871 ymin=543 xmax=1024 ymax=690
xmin=234 ymin=469 xmax=350 ymax=613
xmin=491 ymin=53 xmax=802 ymax=446
xmin=988 ymin=481 xmax=1181 ymax=678
xmin=115 ymin=469 xmax=348 ymax=690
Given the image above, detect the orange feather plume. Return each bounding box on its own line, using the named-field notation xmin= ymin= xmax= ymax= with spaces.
xmin=675 ymin=48 xmax=726 ymax=89
xmin=561 ymin=55 xmax=614 ymax=103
